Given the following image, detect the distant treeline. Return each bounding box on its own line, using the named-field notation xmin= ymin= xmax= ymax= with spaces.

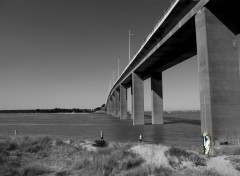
xmin=0 ymin=108 xmax=95 ymax=114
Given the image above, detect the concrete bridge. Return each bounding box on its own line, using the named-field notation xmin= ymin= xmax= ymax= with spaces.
xmin=106 ymin=0 xmax=240 ymax=148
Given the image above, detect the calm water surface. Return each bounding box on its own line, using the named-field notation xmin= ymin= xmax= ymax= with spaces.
xmin=0 ymin=112 xmax=201 ymax=148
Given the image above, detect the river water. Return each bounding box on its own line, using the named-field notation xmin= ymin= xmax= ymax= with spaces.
xmin=0 ymin=112 xmax=201 ymax=148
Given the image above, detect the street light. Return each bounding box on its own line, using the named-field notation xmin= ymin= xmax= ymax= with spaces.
xmin=118 ymin=59 xmax=120 ymax=78
xmin=113 ymin=71 xmax=115 ymax=85
xmin=129 ymin=30 xmax=134 ymax=62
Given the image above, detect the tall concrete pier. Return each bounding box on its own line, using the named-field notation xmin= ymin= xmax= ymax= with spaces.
xmin=120 ymin=85 xmax=127 ymax=119
xmin=106 ymin=0 xmax=240 ymax=150
xmin=151 ymin=73 xmax=163 ymax=125
xmin=196 ymin=8 xmax=240 ymax=143
xmin=132 ymin=72 xmax=144 ymax=125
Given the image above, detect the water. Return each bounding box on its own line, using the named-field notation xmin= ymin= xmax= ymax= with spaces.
xmin=0 ymin=112 xmax=201 ymax=148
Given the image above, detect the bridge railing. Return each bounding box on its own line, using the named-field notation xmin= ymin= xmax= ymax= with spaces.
xmin=132 ymin=0 xmax=179 ymax=62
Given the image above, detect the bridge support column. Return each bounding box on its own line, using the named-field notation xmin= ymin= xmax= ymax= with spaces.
xmin=106 ymin=100 xmax=110 ymax=114
xmin=120 ymin=85 xmax=127 ymax=120
xmin=151 ymin=73 xmax=163 ymax=124
xmin=130 ymin=87 xmax=133 ymax=119
xmin=109 ymin=100 xmax=112 ymax=115
xmin=132 ymin=72 xmax=144 ymax=125
xmin=237 ymin=34 xmax=240 ymax=78
xmin=114 ymin=90 xmax=120 ymax=118
xmin=195 ymin=8 xmax=240 ymax=149
xmin=111 ymin=95 xmax=115 ymax=116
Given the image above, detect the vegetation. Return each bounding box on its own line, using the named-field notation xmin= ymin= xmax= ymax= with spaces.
xmin=0 ymin=136 xmax=238 ymax=176
xmin=0 ymin=136 xmax=53 ymax=176
xmin=92 ymin=140 xmax=107 ymax=147
xmin=166 ymin=146 xmax=206 ymax=167
xmin=19 ymin=164 xmax=53 ymax=176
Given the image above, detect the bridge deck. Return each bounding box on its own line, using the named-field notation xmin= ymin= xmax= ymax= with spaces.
xmin=108 ymin=0 xmax=239 ymax=99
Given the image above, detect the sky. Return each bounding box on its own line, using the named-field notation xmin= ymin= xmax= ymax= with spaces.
xmin=0 ymin=0 xmax=200 ymax=110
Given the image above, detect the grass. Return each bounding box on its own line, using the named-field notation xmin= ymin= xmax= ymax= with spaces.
xmin=72 ymin=143 xmax=145 ymax=175
xmin=176 ymin=168 xmax=224 ymax=176
xmin=19 ymin=163 xmax=53 ymax=176
xmin=0 ymin=136 xmax=51 ymax=153
xmin=166 ymin=146 xmax=206 ymax=168
xmin=0 ymin=135 xmax=238 ymax=176
xmin=228 ymin=157 xmax=240 ymax=172
xmin=0 ymin=136 xmax=52 ymax=176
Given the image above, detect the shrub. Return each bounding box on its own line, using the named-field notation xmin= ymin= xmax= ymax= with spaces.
xmin=55 ymin=139 xmax=65 ymax=146
xmin=0 ymin=140 xmax=18 ymax=151
xmin=92 ymin=140 xmax=107 ymax=147
xmin=168 ymin=147 xmax=190 ymax=158
xmin=188 ymin=153 xmax=206 ymax=166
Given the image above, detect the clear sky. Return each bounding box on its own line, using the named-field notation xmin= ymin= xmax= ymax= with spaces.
xmin=0 ymin=0 xmax=200 ymax=110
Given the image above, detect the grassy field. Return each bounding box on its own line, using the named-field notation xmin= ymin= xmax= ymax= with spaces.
xmin=0 ymin=135 xmax=240 ymax=176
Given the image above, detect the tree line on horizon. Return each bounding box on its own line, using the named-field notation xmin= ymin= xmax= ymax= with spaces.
xmin=0 ymin=108 xmax=97 ymax=114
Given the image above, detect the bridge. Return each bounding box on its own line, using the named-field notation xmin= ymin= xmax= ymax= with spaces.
xmin=105 ymin=0 xmax=240 ymax=151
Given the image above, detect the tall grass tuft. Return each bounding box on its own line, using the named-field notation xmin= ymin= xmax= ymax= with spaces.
xmin=19 ymin=163 xmax=53 ymax=176
xmin=18 ymin=136 xmax=52 ymax=153
xmin=166 ymin=147 xmax=206 ymax=167
xmin=72 ymin=157 xmax=91 ymax=170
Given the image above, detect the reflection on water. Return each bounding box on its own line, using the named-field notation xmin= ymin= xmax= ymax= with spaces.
xmin=0 ymin=112 xmax=201 ymax=148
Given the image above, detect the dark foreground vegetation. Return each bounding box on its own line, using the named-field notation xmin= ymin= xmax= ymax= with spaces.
xmin=0 ymin=135 xmax=239 ymax=176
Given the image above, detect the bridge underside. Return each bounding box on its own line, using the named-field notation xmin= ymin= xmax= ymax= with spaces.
xmin=107 ymin=0 xmax=240 ymax=154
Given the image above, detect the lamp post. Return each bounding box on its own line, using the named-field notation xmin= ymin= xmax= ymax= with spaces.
xmin=129 ymin=30 xmax=134 ymax=62
xmin=113 ymin=71 xmax=115 ymax=85
xmin=118 ymin=59 xmax=120 ymax=78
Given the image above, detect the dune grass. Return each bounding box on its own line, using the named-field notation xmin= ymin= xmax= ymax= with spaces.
xmin=0 ymin=135 xmax=238 ymax=176
xmin=19 ymin=163 xmax=53 ymax=176
xmin=166 ymin=146 xmax=206 ymax=167
xmin=0 ymin=136 xmax=52 ymax=176
xmin=71 ymin=143 xmax=144 ymax=175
